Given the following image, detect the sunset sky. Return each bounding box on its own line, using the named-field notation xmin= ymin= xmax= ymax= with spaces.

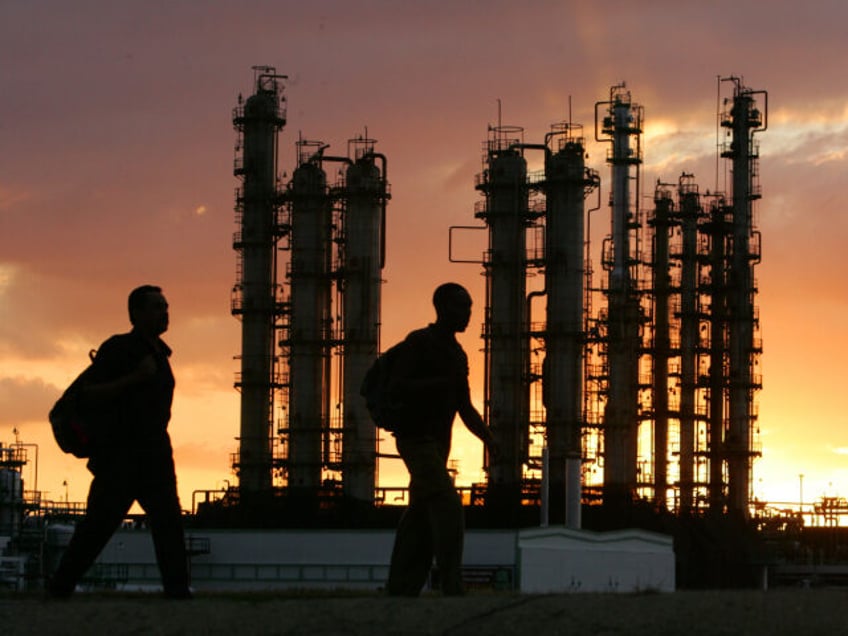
xmin=2 ymin=1 xmax=847 ymax=514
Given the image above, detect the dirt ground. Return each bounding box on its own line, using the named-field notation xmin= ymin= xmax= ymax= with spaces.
xmin=2 ymin=588 xmax=847 ymax=636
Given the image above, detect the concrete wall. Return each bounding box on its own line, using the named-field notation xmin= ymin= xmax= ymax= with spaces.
xmin=57 ymin=525 xmax=674 ymax=594
xmin=85 ymin=528 xmax=516 ymax=592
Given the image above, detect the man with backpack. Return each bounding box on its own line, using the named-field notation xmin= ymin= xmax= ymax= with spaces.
xmin=384 ymin=282 xmax=496 ymax=597
xmin=47 ymin=285 xmax=191 ymax=599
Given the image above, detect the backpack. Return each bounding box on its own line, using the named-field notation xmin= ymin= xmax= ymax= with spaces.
xmin=359 ymin=341 xmax=410 ymax=433
xmin=49 ymin=350 xmax=97 ymax=458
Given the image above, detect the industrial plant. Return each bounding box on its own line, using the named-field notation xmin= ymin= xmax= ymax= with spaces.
xmin=226 ymin=67 xmax=390 ymax=514
xmin=214 ymin=70 xmax=765 ymax=526
xmin=4 ymin=67 xmax=846 ymax=593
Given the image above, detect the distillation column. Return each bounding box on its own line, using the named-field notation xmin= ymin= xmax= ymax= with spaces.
xmin=595 ymin=85 xmax=644 ymax=508
xmin=649 ymin=184 xmax=674 ymax=509
xmin=476 ymin=126 xmax=530 ymax=517
xmin=705 ymin=198 xmax=731 ymax=511
xmin=676 ymin=175 xmax=702 ymax=513
xmin=722 ymin=79 xmax=766 ymax=516
xmin=341 ymin=139 xmax=389 ymax=503
xmin=286 ymin=143 xmax=332 ymax=498
xmin=543 ymin=125 xmax=598 ymax=527
xmin=232 ymin=68 xmax=287 ymax=495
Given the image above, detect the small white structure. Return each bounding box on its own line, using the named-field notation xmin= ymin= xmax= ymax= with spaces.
xmin=518 ymin=527 xmax=675 ymax=593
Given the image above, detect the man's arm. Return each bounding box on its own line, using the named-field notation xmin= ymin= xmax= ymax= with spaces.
xmin=457 ymin=387 xmax=496 ymax=451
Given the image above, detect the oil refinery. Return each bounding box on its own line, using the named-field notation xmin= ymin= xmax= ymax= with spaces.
xmin=4 ymin=68 xmax=845 ymax=594
xmin=218 ymin=71 xmax=765 ymax=525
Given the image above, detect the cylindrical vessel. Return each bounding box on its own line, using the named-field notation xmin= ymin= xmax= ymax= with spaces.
xmin=544 ymin=134 xmax=587 ymax=527
xmin=288 ymin=159 xmax=331 ymax=494
xmin=480 ymin=139 xmax=529 ymax=515
xmin=233 ymin=75 xmax=285 ymax=495
xmin=341 ymin=149 xmax=385 ymax=503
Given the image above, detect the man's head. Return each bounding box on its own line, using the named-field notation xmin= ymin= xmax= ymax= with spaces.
xmin=433 ymin=283 xmax=472 ymax=333
xmin=128 ymin=285 xmax=169 ymax=336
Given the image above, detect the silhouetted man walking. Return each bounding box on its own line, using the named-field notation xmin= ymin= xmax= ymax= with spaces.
xmin=386 ymin=282 xmax=495 ymax=596
xmin=48 ymin=285 xmax=190 ymax=599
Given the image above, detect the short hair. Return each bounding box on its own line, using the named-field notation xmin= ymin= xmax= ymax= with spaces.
xmin=128 ymin=285 xmax=162 ymax=325
xmin=433 ymin=282 xmax=470 ymax=313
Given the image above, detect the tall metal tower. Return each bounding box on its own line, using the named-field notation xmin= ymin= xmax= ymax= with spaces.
xmin=341 ymin=137 xmax=389 ymax=504
xmin=703 ymin=194 xmax=733 ymax=511
xmin=285 ymin=140 xmax=333 ymax=498
xmin=275 ymin=134 xmax=388 ymax=505
xmin=721 ymin=77 xmax=766 ymax=517
xmin=475 ymin=124 xmax=532 ymax=517
xmin=674 ymin=174 xmax=704 ymax=514
xmin=542 ymin=124 xmax=599 ymax=527
xmin=594 ymin=84 xmax=644 ymax=508
xmin=231 ymin=67 xmax=287 ymax=496
xmin=648 ymin=182 xmax=675 ymax=509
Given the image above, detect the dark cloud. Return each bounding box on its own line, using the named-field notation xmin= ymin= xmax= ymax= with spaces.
xmin=0 ymin=265 xmax=122 ymax=359
xmin=0 ymin=376 xmax=59 ymax=426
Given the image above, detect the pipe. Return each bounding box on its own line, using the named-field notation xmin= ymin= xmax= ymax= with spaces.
xmin=540 ymin=446 xmax=550 ymax=527
xmin=366 ymin=152 xmax=389 ymax=269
